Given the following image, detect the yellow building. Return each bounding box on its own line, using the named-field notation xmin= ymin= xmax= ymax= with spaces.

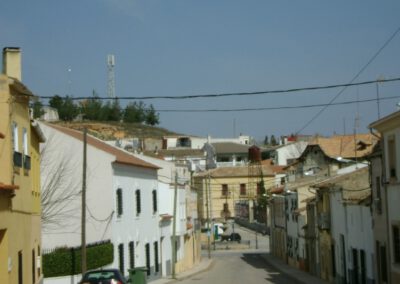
xmin=0 ymin=47 xmax=45 ymax=284
xmin=193 ymin=163 xmax=284 ymax=224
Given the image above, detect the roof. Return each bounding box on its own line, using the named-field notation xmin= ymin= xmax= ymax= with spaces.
xmin=195 ymin=164 xmax=275 ymax=178
xmin=0 ymin=182 xmax=19 ymax=191
xmin=47 ymin=123 xmax=159 ymax=170
xmin=305 ymin=133 xmax=379 ymax=159
xmin=261 ymin=159 xmax=286 ymax=174
xmin=312 ymin=167 xmax=370 ymax=201
xmin=211 ymin=142 xmax=251 ymax=154
xmin=369 ymin=110 xmax=400 ymax=132
xmin=9 ymin=77 xmax=35 ymax=97
xmin=31 ymin=120 xmax=46 ymax=142
xmin=144 ymin=148 xmax=205 ymax=159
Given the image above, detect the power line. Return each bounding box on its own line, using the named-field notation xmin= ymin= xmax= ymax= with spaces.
xmin=155 ymin=94 xmax=400 ymax=113
xmin=37 ymin=77 xmax=400 ymax=101
xmin=295 ymin=25 xmax=400 ymax=135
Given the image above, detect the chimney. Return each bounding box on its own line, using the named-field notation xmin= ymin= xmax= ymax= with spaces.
xmin=3 ymin=47 xmax=22 ymax=81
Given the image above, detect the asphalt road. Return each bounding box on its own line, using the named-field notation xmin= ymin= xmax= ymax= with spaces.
xmin=178 ymin=224 xmax=301 ymax=284
xmin=177 ymin=251 xmax=301 ymax=284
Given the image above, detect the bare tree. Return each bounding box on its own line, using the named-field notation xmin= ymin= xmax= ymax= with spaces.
xmin=40 ymin=133 xmax=82 ymax=233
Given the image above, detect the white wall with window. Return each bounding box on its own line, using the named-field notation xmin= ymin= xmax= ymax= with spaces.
xmin=112 ymin=163 xmax=159 ymax=279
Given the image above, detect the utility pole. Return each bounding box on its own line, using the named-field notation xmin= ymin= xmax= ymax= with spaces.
xmin=172 ymin=172 xmax=178 ymax=278
xmin=81 ymin=128 xmax=87 ymax=274
xmin=205 ymin=174 xmax=211 ymax=259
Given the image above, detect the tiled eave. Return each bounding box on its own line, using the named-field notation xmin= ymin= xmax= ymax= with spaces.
xmin=0 ymin=183 xmax=19 ymax=191
xmin=0 ymin=132 xmax=5 ymax=139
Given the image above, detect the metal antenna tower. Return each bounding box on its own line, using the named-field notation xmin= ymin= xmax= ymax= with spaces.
xmin=107 ymin=54 xmax=116 ymax=98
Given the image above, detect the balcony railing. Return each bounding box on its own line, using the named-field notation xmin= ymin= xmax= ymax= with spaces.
xmin=24 ymin=155 xmax=31 ymax=170
xmin=13 ymin=151 xmax=23 ymax=168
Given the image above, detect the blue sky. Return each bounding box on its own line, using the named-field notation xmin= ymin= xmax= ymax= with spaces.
xmin=1 ymin=1 xmax=400 ymax=140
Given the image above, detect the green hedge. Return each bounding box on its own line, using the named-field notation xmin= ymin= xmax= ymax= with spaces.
xmin=43 ymin=241 xmax=114 ymax=277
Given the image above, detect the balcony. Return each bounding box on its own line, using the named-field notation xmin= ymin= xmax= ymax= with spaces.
xmin=24 ymin=155 xmax=31 ymax=170
xmin=13 ymin=151 xmax=23 ymax=168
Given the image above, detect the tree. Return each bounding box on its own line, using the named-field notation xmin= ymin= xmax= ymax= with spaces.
xmin=145 ymin=104 xmax=160 ymax=126
xmin=80 ymin=92 xmax=103 ymax=121
xmin=264 ymin=135 xmax=269 ymax=146
xmin=49 ymin=95 xmax=78 ymax=121
xmin=123 ymin=102 xmax=145 ymax=123
xmin=59 ymin=96 xmax=78 ymax=121
xmin=49 ymin=95 xmax=63 ymax=110
xmin=270 ymin=135 xmax=278 ymax=146
xmin=32 ymin=100 xmax=45 ymax=119
xmin=40 ymin=133 xmax=82 ymax=232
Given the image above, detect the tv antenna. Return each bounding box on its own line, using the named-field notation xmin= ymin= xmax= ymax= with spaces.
xmin=107 ymin=54 xmax=116 ymax=98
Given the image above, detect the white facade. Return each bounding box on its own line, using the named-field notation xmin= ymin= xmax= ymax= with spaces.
xmin=330 ymin=190 xmax=375 ymax=283
xmin=274 ymin=141 xmax=308 ymax=166
xmin=40 ymin=123 xmax=114 ymax=249
xmin=40 ymin=124 xmax=161 ymax=283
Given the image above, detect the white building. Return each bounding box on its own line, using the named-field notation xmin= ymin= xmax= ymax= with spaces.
xmin=132 ymin=153 xmax=201 ymax=276
xmin=40 ymin=123 xmax=162 ymax=283
xmin=370 ymin=110 xmax=400 ymax=283
xmin=272 ymin=141 xmax=308 ymax=166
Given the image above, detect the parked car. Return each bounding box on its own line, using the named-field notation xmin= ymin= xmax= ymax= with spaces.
xmin=220 ymin=232 xmax=241 ymax=243
xmin=78 ymin=268 xmax=127 ymax=284
xmin=229 ymin=233 xmax=241 ymax=243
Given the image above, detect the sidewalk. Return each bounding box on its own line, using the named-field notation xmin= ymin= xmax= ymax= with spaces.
xmin=148 ymin=257 xmax=214 ymax=284
xmin=260 ymin=253 xmax=328 ymax=284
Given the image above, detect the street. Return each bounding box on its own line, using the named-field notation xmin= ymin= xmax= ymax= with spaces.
xmin=177 ymin=224 xmax=301 ymax=284
xmin=177 ymin=251 xmax=301 ymax=284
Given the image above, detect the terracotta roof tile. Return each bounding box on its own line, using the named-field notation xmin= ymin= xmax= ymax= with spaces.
xmin=47 ymin=124 xmax=159 ymax=170
xmin=0 ymin=132 xmax=5 ymax=139
xmin=211 ymin=142 xmax=251 ymax=154
xmin=308 ymin=134 xmax=379 ymax=159
xmin=0 ymin=183 xmax=19 ymax=191
xmin=195 ymin=164 xmax=275 ymax=178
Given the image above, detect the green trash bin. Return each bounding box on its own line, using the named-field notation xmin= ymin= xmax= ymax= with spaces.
xmin=128 ymin=267 xmax=148 ymax=284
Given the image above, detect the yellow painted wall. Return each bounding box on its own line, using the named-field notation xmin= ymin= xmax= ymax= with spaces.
xmin=194 ymin=174 xmax=276 ymax=222
xmin=175 ymin=232 xmax=201 ymax=274
xmin=0 ymin=75 xmax=42 ymax=284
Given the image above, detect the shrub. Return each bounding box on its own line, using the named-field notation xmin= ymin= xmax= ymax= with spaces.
xmin=42 ymin=241 xmax=114 ymax=277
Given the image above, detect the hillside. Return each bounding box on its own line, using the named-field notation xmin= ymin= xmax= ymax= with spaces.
xmin=52 ymin=121 xmax=181 ymax=140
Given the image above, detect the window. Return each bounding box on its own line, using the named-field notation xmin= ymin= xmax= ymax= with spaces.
xmin=118 ymin=243 xmax=124 ymax=275
xmin=129 ymin=241 xmax=135 ymax=269
xmin=37 ymin=245 xmax=41 ymax=276
xmin=388 ymin=135 xmax=397 ymax=180
xmin=18 ymin=251 xmax=23 ymax=284
xmin=116 ymin=188 xmax=123 ymax=217
xmin=240 ymin=184 xmax=246 ymax=196
xmin=22 ymin=128 xmax=30 ymax=170
xmin=12 ymin=122 xmax=23 ymax=168
xmin=393 ymin=225 xmax=400 ymax=263
xmin=22 ymin=128 xmax=28 ymax=155
xmin=12 ymin=122 xmax=19 ymax=152
xmin=221 ymin=184 xmax=228 ymax=196
xmin=223 ymin=203 xmax=229 ymax=213
xmin=136 ymin=190 xmax=141 ymax=215
xmin=145 ymin=243 xmax=150 ymax=276
xmin=154 ymin=242 xmax=159 ymax=273
xmin=375 ymin=177 xmax=382 ymax=214
xmin=32 ymin=249 xmax=35 ymax=284
xmin=152 ymin=190 xmax=157 ymax=213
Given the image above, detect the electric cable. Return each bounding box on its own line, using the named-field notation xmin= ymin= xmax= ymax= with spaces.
xmin=36 ymin=77 xmax=400 ymax=101
xmin=295 ymin=25 xmax=400 ymax=135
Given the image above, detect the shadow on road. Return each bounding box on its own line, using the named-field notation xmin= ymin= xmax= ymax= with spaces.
xmin=241 ymin=253 xmax=302 ymax=284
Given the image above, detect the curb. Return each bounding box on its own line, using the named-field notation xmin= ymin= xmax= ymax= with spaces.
xmin=160 ymin=259 xmax=215 ymax=284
